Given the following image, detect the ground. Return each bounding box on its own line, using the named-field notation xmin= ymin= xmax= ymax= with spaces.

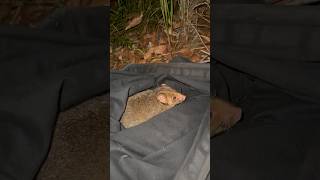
xmin=110 ymin=0 xmax=210 ymax=70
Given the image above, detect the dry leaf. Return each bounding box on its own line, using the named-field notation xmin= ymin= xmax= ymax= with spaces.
xmin=153 ymin=45 xmax=167 ymax=55
xmin=144 ymin=51 xmax=153 ymax=60
xmin=125 ymin=13 xmax=143 ymax=30
xmin=178 ymin=48 xmax=193 ymax=58
xmin=191 ymin=54 xmax=201 ymax=62
xmin=144 ymin=45 xmax=167 ymax=60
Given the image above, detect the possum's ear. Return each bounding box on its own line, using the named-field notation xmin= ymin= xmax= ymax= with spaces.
xmin=157 ymin=93 xmax=168 ymax=105
xmin=176 ymin=93 xmax=186 ymax=101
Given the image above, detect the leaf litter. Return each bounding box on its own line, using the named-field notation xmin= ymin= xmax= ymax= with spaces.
xmin=110 ymin=0 xmax=210 ymax=70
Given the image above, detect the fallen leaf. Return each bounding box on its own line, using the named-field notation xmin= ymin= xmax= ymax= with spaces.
xmin=144 ymin=51 xmax=153 ymax=60
xmin=177 ymin=48 xmax=193 ymax=58
xmin=125 ymin=13 xmax=143 ymax=30
xmin=153 ymin=45 xmax=167 ymax=55
xmin=191 ymin=54 xmax=201 ymax=62
xmin=144 ymin=45 xmax=168 ymax=60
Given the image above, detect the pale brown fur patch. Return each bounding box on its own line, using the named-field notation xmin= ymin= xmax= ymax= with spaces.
xmin=120 ymin=84 xmax=186 ymax=128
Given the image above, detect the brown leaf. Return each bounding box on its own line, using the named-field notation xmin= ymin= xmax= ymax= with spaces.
xmin=125 ymin=13 xmax=143 ymax=30
xmin=144 ymin=45 xmax=168 ymax=60
xmin=177 ymin=48 xmax=193 ymax=58
xmin=191 ymin=54 xmax=201 ymax=62
xmin=144 ymin=51 xmax=153 ymax=60
xmin=153 ymin=45 xmax=167 ymax=55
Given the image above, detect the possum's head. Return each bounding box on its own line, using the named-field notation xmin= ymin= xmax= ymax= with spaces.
xmin=155 ymin=84 xmax=186 ymax=106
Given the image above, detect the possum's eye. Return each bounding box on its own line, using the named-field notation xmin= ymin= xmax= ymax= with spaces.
xmin=172 ymin=96 xmax=177 ymax=100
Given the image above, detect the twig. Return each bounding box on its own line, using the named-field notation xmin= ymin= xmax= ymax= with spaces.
xmin=192 ymin=2 xmax=210 ymax=10
xmin=200 ymin=49 xmax=210 ymax=56
xmin=191 ymin=24 xmax=209 ymax=52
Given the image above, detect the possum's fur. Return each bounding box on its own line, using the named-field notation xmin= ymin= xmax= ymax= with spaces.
xmin=120 ymin=84 xmax=186 ymax=128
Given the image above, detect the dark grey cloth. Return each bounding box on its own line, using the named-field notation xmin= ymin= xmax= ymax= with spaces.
xmin=212 ymin=4 xmax=320 ymax=180
xmin=110 ymin=63 xmax=210 ymax=180
xmin=0 ymin=7 xmax=108 ymax=180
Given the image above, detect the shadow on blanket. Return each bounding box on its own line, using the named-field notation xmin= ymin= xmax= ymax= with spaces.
xmin=36 ymin=94 xmax=109 ymax=180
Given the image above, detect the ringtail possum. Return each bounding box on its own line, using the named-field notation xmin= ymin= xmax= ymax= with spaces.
xmin=120 ymin=84 xmax=186 ymax=128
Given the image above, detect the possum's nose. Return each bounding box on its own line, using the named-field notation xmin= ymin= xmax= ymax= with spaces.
xmin=179 ymin=95 xmax=186 ymax=101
